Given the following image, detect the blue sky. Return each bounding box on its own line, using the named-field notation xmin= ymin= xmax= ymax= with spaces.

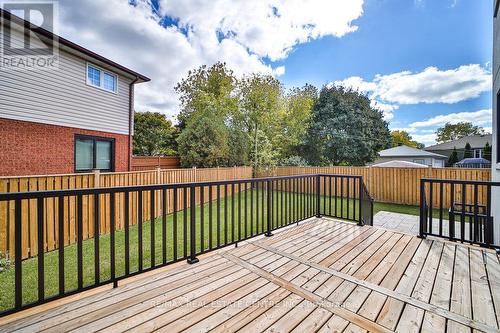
xmin=271 ymin=0 xmax=493 ymax=145
xmin=58 ymin=0 xmax=492 ymax=145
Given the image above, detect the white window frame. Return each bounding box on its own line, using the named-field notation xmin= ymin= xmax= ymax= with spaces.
xmin=413 ymin=159 xmax=425 ymax=165
xmin=474 ymin=149 xmax=483 ymax=158
xmin=86 ymin=63 xmax=118 ymax=94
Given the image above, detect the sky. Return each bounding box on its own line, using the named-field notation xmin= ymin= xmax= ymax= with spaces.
xmin=54 ymin=0 xmax=493 ymax=146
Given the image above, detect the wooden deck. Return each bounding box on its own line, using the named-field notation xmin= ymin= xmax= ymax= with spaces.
xmin=1 ymin=218 xmax=499 ymax=333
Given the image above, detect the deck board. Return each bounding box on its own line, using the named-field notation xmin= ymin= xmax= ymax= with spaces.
xmin=1 ymin=217 xmax=499 ymax=333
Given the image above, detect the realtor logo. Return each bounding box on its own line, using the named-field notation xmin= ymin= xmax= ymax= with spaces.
xmin=0 ymin=0 xmax=59 ymax=70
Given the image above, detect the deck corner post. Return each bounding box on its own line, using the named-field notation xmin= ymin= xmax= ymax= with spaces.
xmin=419 ymin=180 xmax=425 ymax=239
xmin=187 ymin=185 xmax=199 ymax=264
xmin=265 ymin=180 xmax=273 ymax=237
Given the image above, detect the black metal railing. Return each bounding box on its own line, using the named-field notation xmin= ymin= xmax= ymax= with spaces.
xmin=0 ymin=173 xmax=372 ymax=316
xmin=419 ymin=178 xmax=498 ymax=248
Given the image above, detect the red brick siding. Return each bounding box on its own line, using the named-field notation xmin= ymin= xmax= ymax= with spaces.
xmin=0 ymin=118 xmax=130 ymax=176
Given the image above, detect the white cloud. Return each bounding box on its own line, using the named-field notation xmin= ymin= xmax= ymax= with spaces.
xmin=334 ymin=64 xmax=491 ymax=106
xmin=409 ymin=109 xmax=492 ymax=128
xmin=55 ymin=0 xmax=364 ymax=118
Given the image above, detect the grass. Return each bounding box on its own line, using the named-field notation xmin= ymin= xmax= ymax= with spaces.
xmin=0 ymin=188 xmax=424 ymax=312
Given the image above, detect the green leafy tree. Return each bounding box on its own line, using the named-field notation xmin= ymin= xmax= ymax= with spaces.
xmin=177 ymin=109 xmax=230 ymax=167
xmin=133 ymin=112 xmax=178 ymax=156
xmin=281 ymin=84 xmax=317 ymax=158
xmin=436 ymin=122 xmax=486 ymax=143
xmin=303 ymin=86 xmax=391 ymax=166
xmin=175 ymin=62 xmax=238 ymax=128
xmin=390 ymin=130 xmax=424 ymax=149
xmin=238 ymin=74 xmax=285 ymax=170
xmin=448 ymin=147 xmax=459 ymax=166
xmin=484 ymin=142 xmax=492 ymax=161
xmin=463 ymin=142 xmax=473 ymax=159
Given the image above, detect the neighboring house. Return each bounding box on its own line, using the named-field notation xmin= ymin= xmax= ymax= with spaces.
xmin=0 ymin=9 xmax=150 ymax=176
xmin=374 ymin=145 xmax=447 ymax=168
xmin=424 ymin=134 xmax=492 ymax=161
xmin=492 ymin=0 xmax=500 ymax=244
xmin=371 ymin=160 xmax=428 ymax=168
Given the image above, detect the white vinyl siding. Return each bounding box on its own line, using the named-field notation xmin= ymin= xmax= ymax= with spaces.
xmin=0 ymin=25 xmax=132 ymax=135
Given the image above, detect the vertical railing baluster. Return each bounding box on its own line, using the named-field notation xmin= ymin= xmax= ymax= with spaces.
xmin=486 ymin=184 xmax=492 ymax=245
xmin=429 ymin=182 xmax=433 ymax=235
xmin=449 ymin=184 xmax=455 ymax=241
xmin=188 ymin=186 xmax=199 ymax=264
xmin=473 ymin=184 xmax=479 ymax=243
xmin=231 ymin=183 xmax=235 ymax=243
xmin=217 ymin=185 xmax=221 ymax=247
xmin=124 ymin=191 xmax=130 ymax=274
xmin=138 ymin=191 xmax=143 ymax=271
xmin=110 ymin=193 xmax=116 ymax=286
xmin=183 ymin=187 xmax=188 ymax=257
xmin=238 ymin=183 xmax=241 ymax=242
xmin=209 ymin=186 xmax=213 ymax=249
xmin=244 ymin=182 xmax=248 ymax=238
xmin=358 ymin=178 xmax=363 ymax=225
xmin=37 ymin=197 xmax=45 ymax=301
xmin=439 ymin=183 xmax=443 ymax=236
xmin=15 ymin=199 xmax=22 ymax=308
xmin=316 ymin=176 xmax=321 ymax=218
xmin=173 ymin=189 xmax=178 ymax=261
xmin=150 ymin=190 xmax=155 ymax=268
xmin=419 ymin=180 xmax=425 ymax=238
xmin=460 ymin=184 xmax=466 ymax=242
xmin=347 ymin=177 xmax=350 ymax=220
xmin=251 ymin=182 xmax=254 ymax=236
xmin=200 ymin=186 xmax=205 ymax=252
xmin=77 ymin=195 xmax=83 ymax=289
xmin=162 ymin=189 xmax=167 ymax=264
xmin=224 ymin=185 xmax=228 ymax=245
xmin=59 ymin=196 xmax=65 ymax=292
xmin=340 ymin=177 xmax=344 ymax=219
xmin=265 ymin=180 xmax=273 ymax=237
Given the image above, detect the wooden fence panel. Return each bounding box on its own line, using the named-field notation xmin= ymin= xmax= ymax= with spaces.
xmin=257 ymin=166 xmax=491 ymax=207
xmin=0 ymin=166 xmax=252 ymax=259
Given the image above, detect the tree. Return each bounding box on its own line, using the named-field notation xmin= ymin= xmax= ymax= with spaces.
xmin=463 ymin=142 xmax=473 ymax=159
xmin=133 ymin=112 xmax=178 ymax=156
xmin=435 ymin=122 xmax=486 ymax=143
xmin=448 ymin=147 xmax=459 ymax=166
xmin=484 ymin=142 xmax=492 ymax=161
xmin=177 ymin=109 xmax=230 ymax=167
xmin=390 ymin=130 xmax=424 ymax=149
xmin=281 ymin=84 xmax=317 ymax=158
xmin=303 ymin=86 xmax=391 ymax=166
xmin=175 ymin=62 xmax=238 ymax=128
xmin=238 ymin=74 xmax=285 ymax=170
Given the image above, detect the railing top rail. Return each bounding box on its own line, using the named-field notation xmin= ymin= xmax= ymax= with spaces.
xmin=421 ymin=178 xmax=500 ymax=186
xmin=0 ymin=173 xmax=364 ymax=201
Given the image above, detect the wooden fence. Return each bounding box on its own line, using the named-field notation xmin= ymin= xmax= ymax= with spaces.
xmin=257 ymin=166 xmax=492 ymax=207
xmin=130 ymin=156 xmax=180 ymax=171
xmin=0 ymin=167 xmax=252 ymax=259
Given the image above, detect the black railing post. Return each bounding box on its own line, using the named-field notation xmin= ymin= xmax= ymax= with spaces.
xmin=187 ymin=185 xmax=199 ymax=264
xmin=358 ymin=178 xmax=363 ymax=226
xmin=316 ymin=175 xmax=321 ymax=218
xmin=419 ymin=180 xmax=425 ymax=238
xmin=265 ymin=180 xmax=273 ymax=237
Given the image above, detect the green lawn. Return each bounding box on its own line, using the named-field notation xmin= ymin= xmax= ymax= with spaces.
xmin=0 ymin=189 xmax=424 ymax=312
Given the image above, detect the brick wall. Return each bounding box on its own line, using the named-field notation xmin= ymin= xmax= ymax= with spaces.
xmin=0 ymin=118 xmax=130 ymax=176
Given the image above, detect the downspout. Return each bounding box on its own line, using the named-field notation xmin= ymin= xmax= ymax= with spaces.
xmin=128 ymin=76 xmax=139 ymax=171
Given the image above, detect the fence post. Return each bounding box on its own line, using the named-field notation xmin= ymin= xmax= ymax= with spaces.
xmin=93 ymin=169 xmax=100 ymax=188
xmin=156 ymin=167 xmax=161 ymax=184
xmin=193 ymin=166 xmax=197 ymax=182
xmin=316 ymin=175 xmax=321 ymax=218
xmin=358 ymin=178 xmax=363 ymax=226
xmin=265 ymin=180 xmax=273 ymax=237
xmin=187 ymin=185 xmax=199 ymax=264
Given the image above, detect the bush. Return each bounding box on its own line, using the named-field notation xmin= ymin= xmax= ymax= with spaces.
xmin=281 ymin=156 xmax=309 ymax=166
xmin=0 ymin=252 xmax=11 ymax=273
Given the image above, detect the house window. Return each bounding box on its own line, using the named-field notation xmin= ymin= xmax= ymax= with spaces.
xmin=75 ymin=135 xmax=114 ymax=172
xmin=413 ymin=159 xmax=425 ymax=165
xmin=474 ymin=149 xmax=483 ymax=159
xmin=86 ymin=64 xmax=117 ymax=93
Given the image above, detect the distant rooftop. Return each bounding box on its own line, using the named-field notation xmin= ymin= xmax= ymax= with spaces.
xmin=372 ymin=160 xmax=429 ymax=168
xmin=378 ymin=145 xmax=447 ymax=159
xmin=425 ymin=134 xmax=491 ymax=151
